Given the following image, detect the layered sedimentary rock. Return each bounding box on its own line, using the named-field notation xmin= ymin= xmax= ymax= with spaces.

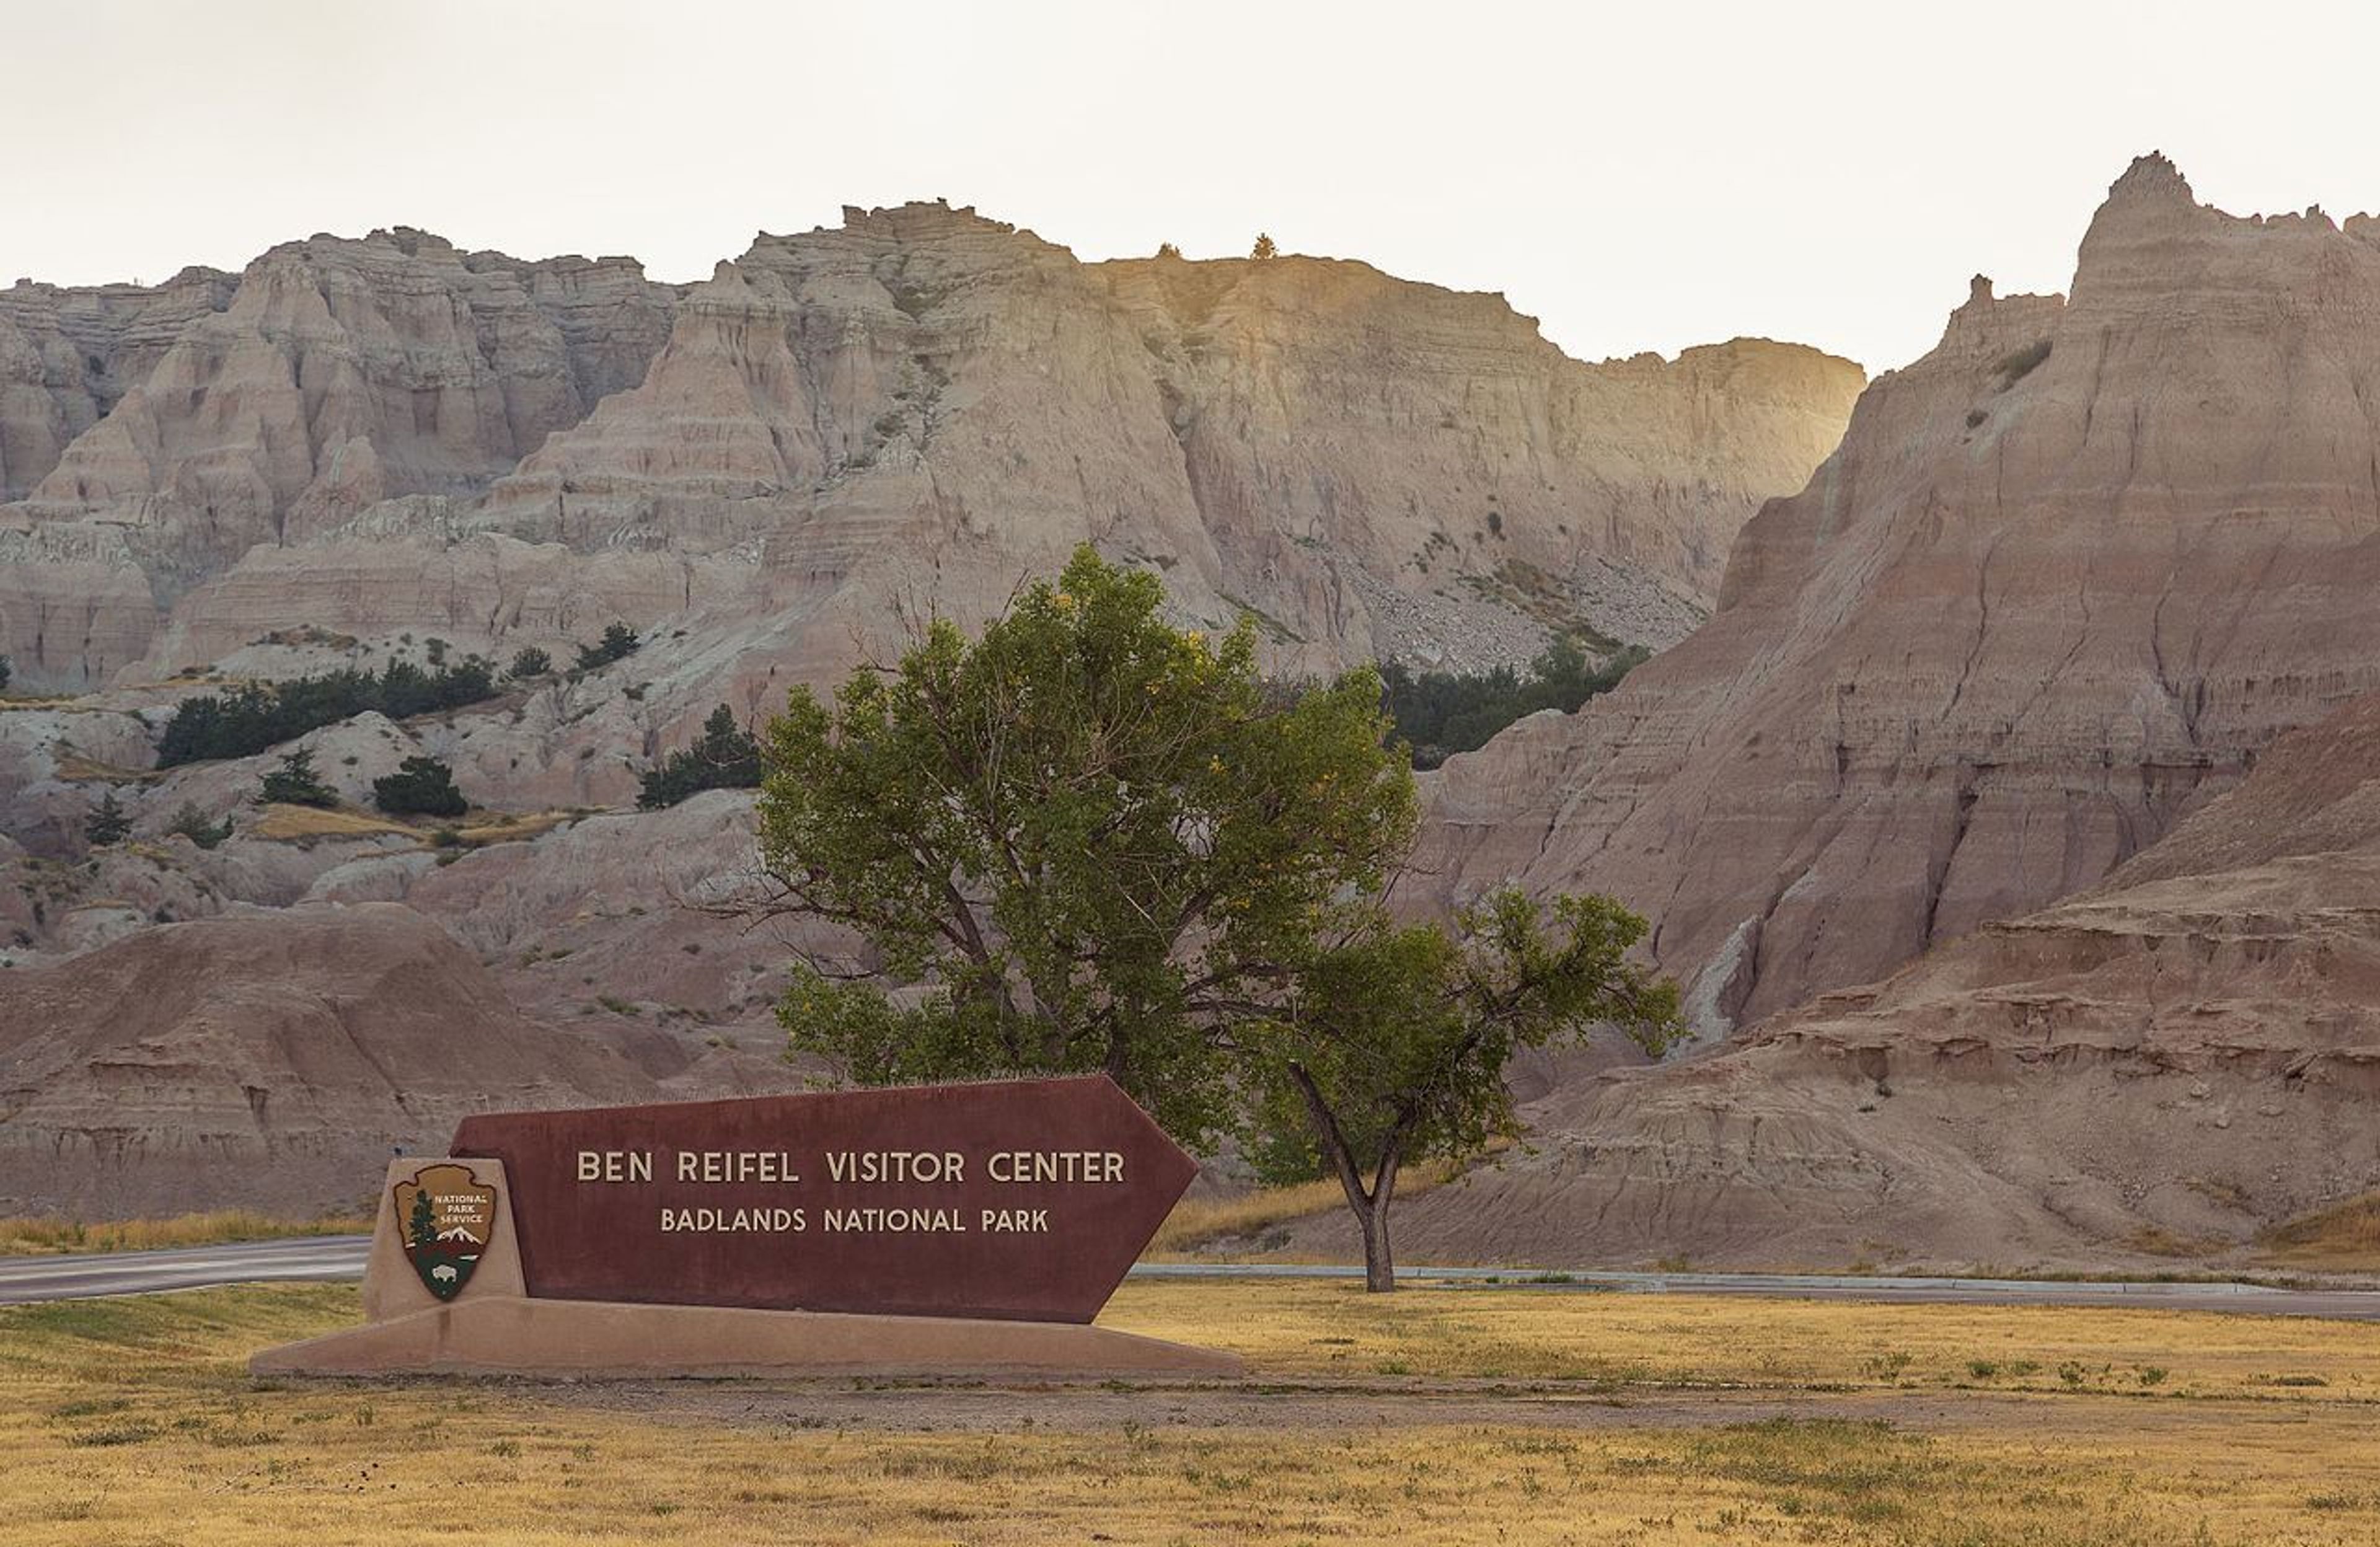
xmin=487 ymin=203 xmax=1859 ymax=681
xmin=2 ymin=203 xmax=1858 ymax=694
xmin=1 ymin=234 xmax=681 ymax=687
xmin=1368 ymin=687 xmax=2380 ymax=1270
xmin=0 ymin=904 xmax=664 ymax=1215
xmin=1430 ymin=155 xmax=2380 ymax=1034
xmin=1100 ymin=251 xmax=1855 ymax=651
xmin=0 ymin=267 xmax=238 ymax=501
xmin=25 ymin=231 xmax=679 ymax=568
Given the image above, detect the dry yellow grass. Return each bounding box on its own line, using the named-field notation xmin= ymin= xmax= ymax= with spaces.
xmin=5 ymin=1282 xmax=2379 ymax=1545
xmin=50 ymin=751 xmax=161 ymax=782
xmin=249 ymin=803 xmax=581 ymax=848
xmin=1116 ymin=1276 xmax=2380 ymax=1399
xmin=0 ymin=1212 xmax=369 ymax=1257
xmin=455 ymin=809 xmax=580 ymax=846
xmin=1144 ymin=1163 xmax=1476 ymax=1258
xmin=2260 ymin=1190 xmax=2380 ymax=1271
xmin=248 ymin=803 xmax=420 ymax=842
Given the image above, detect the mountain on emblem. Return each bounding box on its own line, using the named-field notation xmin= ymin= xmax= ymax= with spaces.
xmin=395 ymin=1163 xmax=498 ymax=1302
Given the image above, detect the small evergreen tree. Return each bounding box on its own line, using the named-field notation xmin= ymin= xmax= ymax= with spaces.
xmin=1156 ymin=241 xmax=1183 ymax=259
xmin=507 ymin=646 xmax=552 ymax=681
xmin=0 ymin=654 xmax=12 ymax=692
xmin=258 ymin=747 xmax=339 ymax=808
xmin=165 ymin=801 xmax=235 ymax=850
xmin=1250 ymin=232 xmax=1278 ymax=260
xmin=638 ymin=704 xmax=762 ymax=810
xmin=575 ymin=622 xmax=641 ymax=671
xmin=373 ymin=756 xmax=468 ymax=818
xmin=84 ymin=790 xmax=131 ymax=846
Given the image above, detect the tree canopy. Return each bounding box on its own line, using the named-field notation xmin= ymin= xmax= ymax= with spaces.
xmin=258 ymin=747 xmax=339 ymax=809
xmin=373 ymin=755 xmax=467 ymax=818
xmin=757 ymin=547 xmax=1415 ymax=1149
xmin=754 ymin=545 xmax=1677 ymax=1288
xmin=1238 ymin=889 xmax=1679 ymax=1289
xmin=639 ymin=705 xmax=761 ymax=810
xmin=84 ymin=790 xmax=131 ymax=847
xmin=1379 ymin=636 xmax=1649 ymax=769
xmin=576 ymin=622 xmax=640 ymax=671
xmin=156 ymin=656 xmax=497 ymax=767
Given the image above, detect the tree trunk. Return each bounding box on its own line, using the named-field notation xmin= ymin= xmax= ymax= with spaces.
xmin=1284 ymin=1060 xmax=1404 ymax=1294
xmin=1360 ymin=1146 xmax=1401 ymax=1292
xmin=1359 ymin=1201 xmax=1395 ymax=1292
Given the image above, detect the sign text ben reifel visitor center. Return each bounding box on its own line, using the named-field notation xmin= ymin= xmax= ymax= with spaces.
xmin=451 ymin=1075 xmax=1196 ymax=1323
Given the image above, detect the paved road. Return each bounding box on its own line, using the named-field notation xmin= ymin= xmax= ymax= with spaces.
xmin=0 ymin=1235 xmax=372 ymax=1303
xmin=3 ymin=1237 xmax=2377 ymax=1318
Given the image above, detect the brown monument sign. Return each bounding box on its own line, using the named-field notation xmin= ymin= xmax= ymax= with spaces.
xmin=448 ymin=1075 xmax=1195 ymax=1323
xmin=253 ymin=1074 xmax=1235 ymax=1378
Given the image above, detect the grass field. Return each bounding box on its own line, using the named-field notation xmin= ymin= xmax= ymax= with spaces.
xmin=6 ymin=1280 xmax=2379 ymax=1545
xmin=0 ymin=1212 xmax=369 ymax=1258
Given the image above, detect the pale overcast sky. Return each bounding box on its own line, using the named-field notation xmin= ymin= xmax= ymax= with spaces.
xmin=7 ymin=0 xmax=2376 ymax=372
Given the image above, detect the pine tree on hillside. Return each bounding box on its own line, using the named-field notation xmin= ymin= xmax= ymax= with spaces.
xmin=373 ymin=755 xmax=468 ymax=818
xmin=165 ymin=801 xmax=235 ymax=850
xmin=575 ymin=622 xmax=640 ymax=671
xmin=84 ymin=790 xmax=131 ymax=846
xmin=638 ymin=704 xmax=762 ymax=810
xmin=258 ymin=747 xmax=340 ymax=809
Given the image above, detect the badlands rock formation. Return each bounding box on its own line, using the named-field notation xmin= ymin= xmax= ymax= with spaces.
xmin=0 ymin=904 xmax=667 ymax=1215
xmin=1 ymin=203 xmax=1859 ymax=700
xmin=1367 ymin=685 xmax=2380 ymax=1271
xmin=1430 ymin=154 xmax=2380 ymax=1036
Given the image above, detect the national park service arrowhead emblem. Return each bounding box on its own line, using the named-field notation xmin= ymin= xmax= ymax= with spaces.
xmin=395 ymin=1163 xmax=498 ymax=1302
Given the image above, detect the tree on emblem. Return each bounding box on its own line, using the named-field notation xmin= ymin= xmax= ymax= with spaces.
xmin=409 ymin=1188 xmax=437 ymax=1254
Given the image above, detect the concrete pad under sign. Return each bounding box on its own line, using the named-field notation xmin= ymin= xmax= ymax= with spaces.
xmin=250 ymin=1296 xmax=1243 ymax=1379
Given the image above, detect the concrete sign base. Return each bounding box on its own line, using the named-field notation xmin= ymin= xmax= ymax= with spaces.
xmin=251 ymin=1294 xmax=1243 ymax=1379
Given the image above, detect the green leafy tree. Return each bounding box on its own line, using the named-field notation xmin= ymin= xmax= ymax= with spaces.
xmin=1250 ymin=232 xmax=1279 ymax=260
xmin=84 ymin=790 xmax=132 ymax=847
xmin=373 ymin=756 xmax=467 ymax=818
xmin=507 ymin=646 xmax=552 ymax=681
xmin=638 ymin=704 xmax=761 ymax=810
xmin=165 ymin=801 xmax=234 ymax=850
xmin=575 ymin=622 xmax=640 ymax=671
xmin=258 ymin=747 xmax=339 ymax=808
xmin=757 ymin=546 xmax=1414 ymax=1148
xmin=1240 ymin=889 xmax=1679 ymax=1291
